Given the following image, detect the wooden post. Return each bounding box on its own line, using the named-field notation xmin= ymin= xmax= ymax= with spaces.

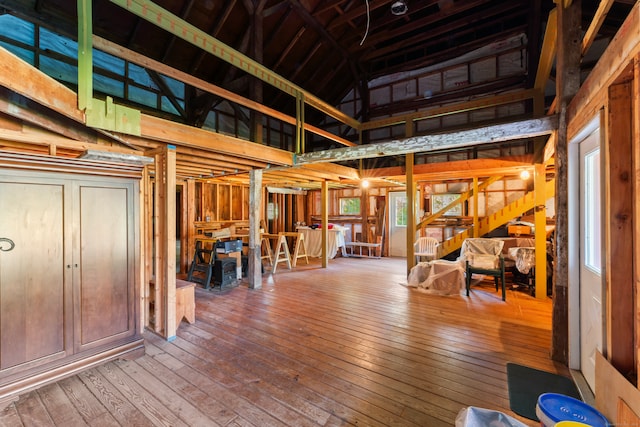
xmin=249 ymin=169 xmax=262 ymax=289
xmin=164 ymin=146 xmax=177 ymax=339
xmin=534 ymin=163 xmax=547 ymax=298
xmin=552 ymin=0 xmax=581 ymax=363
xmin=321 ymin=180 xmax=328 ymax=268
xmin=153 ymin=145 xmax=177 ymax=339
xmin=407 ymin=153 xmax=415 ymax=274
xmin=473 ymin=177 xmax=479 ymax=237
xmin=633 ymin=54 xmax=640 ymax=383
xmin=141 ymin=165 xmax=151 ymax=334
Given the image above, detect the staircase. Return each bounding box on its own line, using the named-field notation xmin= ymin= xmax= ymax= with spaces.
xmin=419 ymin=177 xmax=556 ymax=258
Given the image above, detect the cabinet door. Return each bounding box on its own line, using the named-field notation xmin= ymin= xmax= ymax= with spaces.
xmin=0 ymin=179 xmax=71 ymax=373
xmin=75 ymin=182 xmax=136 ymax=351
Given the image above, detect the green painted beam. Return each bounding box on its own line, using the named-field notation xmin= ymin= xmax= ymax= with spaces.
xmin=77 ymin=0 xmax=92 ymax=111
xmin=77 ymin=0 xmax=141 ymax=136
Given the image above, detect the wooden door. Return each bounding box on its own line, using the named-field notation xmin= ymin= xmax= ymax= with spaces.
xmin=75 ymin=181 xmax=137 ymax=352
xmin=0 ymin=177 xmax=71 ymax=374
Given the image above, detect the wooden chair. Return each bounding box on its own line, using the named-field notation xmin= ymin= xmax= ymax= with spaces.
xmin=414 ymin=236 xmax=440 ymax=263
xmin=460 ymin=238 xmax=506 ymax=301
xmin=272 ymin=234 xmax=292 ymax=273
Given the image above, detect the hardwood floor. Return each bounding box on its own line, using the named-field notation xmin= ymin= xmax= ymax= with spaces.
xmin=1 ymin=257 xmax=562 ymax=426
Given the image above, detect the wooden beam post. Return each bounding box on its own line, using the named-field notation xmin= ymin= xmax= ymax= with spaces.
xmin=633 ymin=54 xmax=640 ymax=384
xmin=249 ymin=169 xmax=262 ymax=289
xmin=407 ymin=153 xmax=415 ymax=274
xmin=153 ymin=145 xmax=177 ymax=339
xmin=473 ymin=177 xmax=479 ymax=237
xmin=164 ymin=146 xmax=177 ymax=339
xmin=321 ymin=180 xmax=328 ymax=268
xmin=534 ymin=163 xmax=548 ymax=298
xmin=553 ymin=0 xmax=582 ymax=363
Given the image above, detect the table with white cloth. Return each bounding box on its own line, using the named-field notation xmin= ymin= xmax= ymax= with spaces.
xmin=296 ymin=226 xmax=347 ymax=258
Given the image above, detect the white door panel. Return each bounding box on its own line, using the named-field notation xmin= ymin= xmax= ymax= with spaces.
xmin=579 ymin=128 xmax=602 ymax=391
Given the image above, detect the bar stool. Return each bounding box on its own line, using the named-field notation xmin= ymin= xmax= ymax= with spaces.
xmin=272 ymin=234 xmax=292 ymax=273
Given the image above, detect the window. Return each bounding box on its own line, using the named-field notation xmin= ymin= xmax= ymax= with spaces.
xmin=431 ymin=193 xmax=462 ymax=216
xmin=584 ymin=148 xmax=601 ymax=273
xmin=339 ymin=197 xmax=360 ymax=215
xmin=267 ymin=202 xmax=279 ymax=220
xmin=395 ymin=197 xmax=407 ymax=227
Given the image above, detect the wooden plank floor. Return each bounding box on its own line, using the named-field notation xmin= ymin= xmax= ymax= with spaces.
xmin=1 ymin=257 xmax=564 ymax=426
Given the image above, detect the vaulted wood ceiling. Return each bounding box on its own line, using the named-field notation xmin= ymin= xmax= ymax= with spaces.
xmin=5 ymin=0 xmax=628 ymax=119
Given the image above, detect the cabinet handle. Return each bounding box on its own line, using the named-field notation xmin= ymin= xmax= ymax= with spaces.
xmin=0 ymin=238 xmax=15 ymax=252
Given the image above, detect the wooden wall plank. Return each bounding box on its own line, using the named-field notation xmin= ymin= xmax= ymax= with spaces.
xmin=605 ymin=82 xmax=634 ymax=374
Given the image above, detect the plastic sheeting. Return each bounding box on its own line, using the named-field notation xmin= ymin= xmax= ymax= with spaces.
xmin=459 ymin=238 xmax=505 ymax=269
xmin=455 ymin=406 xmax=528 ymax=427
xmin=509 ymin=246 xmax=536 ymax=274
xmin=407 ymin=260 xmax=465 ymax=295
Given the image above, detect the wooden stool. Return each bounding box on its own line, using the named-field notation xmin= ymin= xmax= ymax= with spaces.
xmin=272 ymin=234 xmax=292 ymax=273
xmin=176 ymin=279 xmax=196 ymax=329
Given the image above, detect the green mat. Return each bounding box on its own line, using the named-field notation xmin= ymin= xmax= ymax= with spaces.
xmin=507 ymin=362 xmax=581 ymax=421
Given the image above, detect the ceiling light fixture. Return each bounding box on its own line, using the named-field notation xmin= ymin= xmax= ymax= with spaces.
xmin=361 ymin=179 xmax=370 ymax=188
xmin=391 ymin=1 xmax=408 ymax=16
xmin=520 ymin=170 xmax=531 ymax=180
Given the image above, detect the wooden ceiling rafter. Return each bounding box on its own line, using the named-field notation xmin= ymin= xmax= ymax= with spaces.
xmin=348 ymin=0 xmax=493 ymax=49
xmin=188 ymin=0 xmax=237 ymax=75
xmin=361 ymin=7 xmax=528 ymax=64
xmin=370 ymin=24 xmax=529 ymax=79
xmin=93 ymin=37 xmax=354 ymax=147
xmin=313 ymin=0 xmax=352 ymax=17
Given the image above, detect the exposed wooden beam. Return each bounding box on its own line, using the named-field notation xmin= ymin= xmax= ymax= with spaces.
xmin=93 ymin=36 xmax=354 ymax=147
xmin=297 ymin=116 xmax=557 ymax=164
xmin=535 ymin=8 xmax=558 ymax=92
xmin=141 ymin=115 xmax=293 ymax=166
xmin=0 ymin=45 xmax=82 ymax=123
xmin=369 ymin=156 xmax=535 ymax=181
xmin=109 ymin=0 xmax=360 ymax=130
xmin=361 ymin=89 xmax=536 ymax=131
xmin=582 ymin=0 xmax=615 ymax=55
xmin=568 ymin=1 xmax=640 ymax=136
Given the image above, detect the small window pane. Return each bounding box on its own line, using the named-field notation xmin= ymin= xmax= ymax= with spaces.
xmin=395 ymin=197 xmax=407 ymax=227
xmin=584 ymin=148 xmax=601 ymax=273
xmin=339 ymin=198 xmax=360 ymax=215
